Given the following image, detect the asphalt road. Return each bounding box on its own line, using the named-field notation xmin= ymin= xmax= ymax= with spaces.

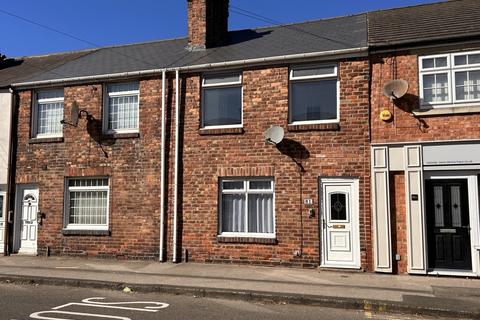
xmin=0 ymin=283 xmax=460 ymax=320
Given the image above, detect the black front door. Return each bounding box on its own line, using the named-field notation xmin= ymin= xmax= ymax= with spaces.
xmin=425 ymin=179 xmax=472 ymax=271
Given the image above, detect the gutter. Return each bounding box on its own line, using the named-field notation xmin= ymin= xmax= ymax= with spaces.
xmin=11 ymin=47 xmax=368 ymax=89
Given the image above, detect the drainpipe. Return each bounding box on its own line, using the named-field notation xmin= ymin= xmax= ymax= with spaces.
xmin=159 ymin=70 xmax=166 ymax=262
xmin=4 ymin=87 xmax=16 ymax=256
xmin=172 ymin=69 xmax=180 ymax=263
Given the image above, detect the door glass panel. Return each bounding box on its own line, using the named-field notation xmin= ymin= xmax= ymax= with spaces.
xmin=0 ymin=195 xmax=4 ymax=218
xmin=330 ymin=193 xmax=347 ymax=221
xmin=450 ymin=186 xmax=462 ymax=227
xmin=433 ymin=186 xmax=444 ymax=227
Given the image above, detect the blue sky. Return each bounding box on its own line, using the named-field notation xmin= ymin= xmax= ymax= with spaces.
xmin=1 ymin=0 xmax=441 ymax=57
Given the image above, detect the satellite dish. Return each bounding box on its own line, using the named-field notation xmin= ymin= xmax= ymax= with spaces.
xmin=383 ymin=79 xmax=409 ymax=100
xmin=265 ymin=126 xmax=284 ymax=145
xmin=71 ymin=101 xmax=79 ymax=126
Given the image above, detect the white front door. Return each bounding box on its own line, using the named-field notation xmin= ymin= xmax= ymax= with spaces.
xmin=0 ymin=192 xmax=6 ymax=253
xmin=18 ymin=188 xmax=39 ymax=255
xmin=320 ymin=178 xmax=360 ymax=269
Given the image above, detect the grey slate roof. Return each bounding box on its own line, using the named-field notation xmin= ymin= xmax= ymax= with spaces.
xmin=0 ymin=50 xmax=95 ymax=88
xmin=4 ymin=14 xmax=367 ymax=85
xmin=368 ymin=0 xmax=480 ymax=47
xmin=3 ymin=0 xmax=480 ymax=87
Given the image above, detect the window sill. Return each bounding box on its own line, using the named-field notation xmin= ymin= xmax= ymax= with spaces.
xmin=217 ymin=236 xmax=277 ymax=245
xmin=413 ymin=105 xmax=480 ymax=116
xmin=288 ymin=123 xmax=340 ymax=132
xmin=29 ymin=137 xmax=64 ymax=144
xmin=199 ymin=127 xmax=244 ymax=135
xmin=103 ymin=132 xmax=140 ymax=139
xmin=62 ymin=229 xmax=111 ymax=236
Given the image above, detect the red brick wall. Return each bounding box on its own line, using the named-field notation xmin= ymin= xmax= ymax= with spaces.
xmin=15 ymin=80 xmax=163 ymax=258
xmin=371 ymin=52 xmax=480 ymax=144
xmin=15 ymin=59 xmax=372 ymax=269
xmin=390 ymin=172 xmax=407 ymax=274
xmin=178 ymin=60 xmax=372 ymax=268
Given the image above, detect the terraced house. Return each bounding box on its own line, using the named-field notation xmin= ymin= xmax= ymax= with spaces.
xmin=370 ymin=0 xmax=480 ymax=276
xmin=0 ymin=0 xmax=479 ymax=277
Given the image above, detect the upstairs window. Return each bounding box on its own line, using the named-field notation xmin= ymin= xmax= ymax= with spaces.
xmin=219 ymin=178 xmax=275 ymax=238
xmin=65 ymin=178 xmax=109 ymax=230
xmin=289 ymin=65 xmax=339 ymax=124
xmin=201 ymin=73 xmax=242 ymax=128
xmin=419 ymin=51 xmax=480 ymax=107
xmin=33 ymin=89 xmax=64 ymax=138
xmin=104 ymin=82 xmax=140 ymax=133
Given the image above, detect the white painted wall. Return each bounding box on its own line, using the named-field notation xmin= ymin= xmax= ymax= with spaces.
xmin=0 ymin=90 xmax=12 ymax=188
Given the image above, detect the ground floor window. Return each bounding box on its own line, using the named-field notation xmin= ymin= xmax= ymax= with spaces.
xmin=64 ymin=178 xmax=109 ymax=230
xmin=219 ymin=178 xmax=274 ymax=237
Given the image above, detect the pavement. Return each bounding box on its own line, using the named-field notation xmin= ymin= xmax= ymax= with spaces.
xmin=0 ymin=256 xmax=479 ymax=319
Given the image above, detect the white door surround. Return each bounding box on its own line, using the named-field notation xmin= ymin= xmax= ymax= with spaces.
xmin=372 ymin=143 xmax=480 ymax=277
xmin=320 ymin=178 xmax=361 ymax=269
xmin=16 ymin=187 xmax=39 ymax=255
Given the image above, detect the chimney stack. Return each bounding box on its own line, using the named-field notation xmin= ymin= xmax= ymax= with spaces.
xmin=187 ymin=0 xmax=229 ymax=50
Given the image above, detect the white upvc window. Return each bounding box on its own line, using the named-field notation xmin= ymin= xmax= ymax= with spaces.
xmin=64 ymin=178 xmax=109 ymax=230
xmin=201 ymin=73 xmax=243 ymax=129
xmin=219 ymin=178 xmax=275 ymax=238
xmin=419 ymin=50 xmax=480 ymax=107
xmin=104 ymin=82 xmax=140 ymax=133
xmin=33 ymin=89 xmax=64 ymax=138
xmin=289 ymin=64 xmax=339 ymax=125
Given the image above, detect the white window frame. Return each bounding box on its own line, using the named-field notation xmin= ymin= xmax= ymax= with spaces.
xmin=218 ymin=178 xmax=275 ymax=239
xmin=452 ymin=50 xmax=480 ymax=104
xmin=64 ymin=178 xmax=110 ymax=231
xmin=289 ymin=64 xmax=340 ymax=125
xmin=201 ymin=73 xmax=243 ymax=129
xmin=32 ymin=88 xmax=64 ymax=139
xmin=419 ymin=50 xmax=480 ymax=108
xmin=103 ymin=82 xmax=140 ymax=134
